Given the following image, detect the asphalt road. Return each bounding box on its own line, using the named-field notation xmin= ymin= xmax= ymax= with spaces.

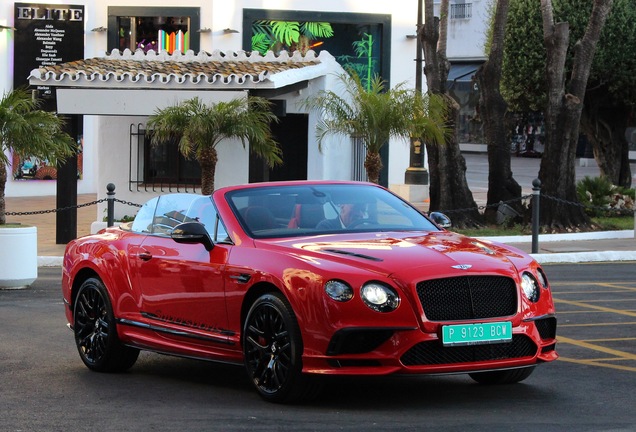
xmin=1 ymin=264 xmax=635 ymax=432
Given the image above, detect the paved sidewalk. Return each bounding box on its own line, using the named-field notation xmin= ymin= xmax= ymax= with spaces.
xmin=4 ymin=193 xmax=636 ymax=266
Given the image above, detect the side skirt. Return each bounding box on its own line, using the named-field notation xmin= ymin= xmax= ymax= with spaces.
xmin=117 ymin=318 xmax=235 ymax=346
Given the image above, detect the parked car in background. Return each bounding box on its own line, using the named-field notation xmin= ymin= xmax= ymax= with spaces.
xmin=62 ymin=181 xmax=558 ymax=403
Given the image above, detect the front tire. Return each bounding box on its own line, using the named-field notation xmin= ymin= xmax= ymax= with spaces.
xmin=469 ymin=366 xmax=535 ymax=385
xmin=73 ymin=278 xmax=139 ymax=372
xmin=243 ymin=292 xmax=322 ymax=403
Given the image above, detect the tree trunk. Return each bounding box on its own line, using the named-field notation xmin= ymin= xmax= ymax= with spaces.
xmin=0 ymin=163 xmax=6 ymax=225
xmin=199 ymin=147 xmax=218 ymax=195
xmin=580 ymin=102 xmax=632 ymax=187
xmin=538 ymin=0 xmax=613 ymax=231
xmin=477 ymin=0 xmax=522 ymax=223
xmin=421 ymin=0 xmax=481 ymax=228
xmin=364 ymin=151 xmax=382 ymax=184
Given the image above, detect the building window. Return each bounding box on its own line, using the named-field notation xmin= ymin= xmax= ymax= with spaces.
xmin=129 ymin=124 xmax=200 ymax=193
xmin=117 ymin=16 xmax=190 ymax=53
xmin=108 ymin=7 xmax=200 ymax=53
xmin=447 ymin=63 xmax=484 ymax=145
xmin=450 ymin=3 xmax=472 ymax=20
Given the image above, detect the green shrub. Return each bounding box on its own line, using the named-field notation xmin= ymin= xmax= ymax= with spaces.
xmin=576 ymin=176 xmax=635 ymax=217
xmin=576 ymin=176 xmax=613 ymax=217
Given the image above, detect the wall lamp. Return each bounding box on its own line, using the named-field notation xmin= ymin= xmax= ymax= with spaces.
xmin=0 ymin=25 xmax=17 ymax=32
xmin=91 ymin=26 xmax=107 ymax=32
xmin=197 ymin=27 xmax=211 ymax=33
xmin=406 ymin=34 xmax=417 ymax=39
xmin=223 ymin=28 xmax=239 ymax=34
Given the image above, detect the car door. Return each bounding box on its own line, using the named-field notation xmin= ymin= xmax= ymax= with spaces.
xmin=133 ymin=195 xmax=231 ymax=344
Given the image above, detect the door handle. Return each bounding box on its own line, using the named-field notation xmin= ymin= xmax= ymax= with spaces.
xmin=137 ymin=251 xmax=152 ymax=261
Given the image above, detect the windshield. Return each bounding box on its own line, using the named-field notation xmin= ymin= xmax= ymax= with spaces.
xmin=226 ymin=183 xmax=441 ymax=238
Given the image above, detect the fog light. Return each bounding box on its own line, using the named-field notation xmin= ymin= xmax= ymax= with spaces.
xmin=360 ymin=282 xmax=399 ymax=312
xmin=521 ymin=272 xmax=540 ymax=302
xmin=325 ymin=280 xmax=353 ymax=302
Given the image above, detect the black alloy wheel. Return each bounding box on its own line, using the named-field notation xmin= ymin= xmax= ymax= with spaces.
xmin=243 ymin=292 xmax=322 ymax=403
xmin=73 ymin=278 xmax=139 ymax=372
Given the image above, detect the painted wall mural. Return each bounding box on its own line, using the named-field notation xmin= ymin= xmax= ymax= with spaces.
xmin=250 ymin=20 xmax=380 ymax=88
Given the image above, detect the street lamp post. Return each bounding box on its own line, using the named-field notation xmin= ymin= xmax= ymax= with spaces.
xmin=405 ymin=0 xmax=429 ymax=185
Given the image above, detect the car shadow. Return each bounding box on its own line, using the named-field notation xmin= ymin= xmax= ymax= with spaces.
xmin=94 ymin=352 xmax=558 ymax=409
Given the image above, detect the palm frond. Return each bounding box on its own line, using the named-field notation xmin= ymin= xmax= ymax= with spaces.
xmin=300 ymin=22 xmax=334 ymax=38
xmin=271 ymin=21 xmax=300 ymax=46
xmin=146 ymin=95 xmax=282 ymax=191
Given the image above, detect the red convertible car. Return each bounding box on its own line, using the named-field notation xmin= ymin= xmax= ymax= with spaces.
xmin=62 ymin=181 xmax=557 ymax=403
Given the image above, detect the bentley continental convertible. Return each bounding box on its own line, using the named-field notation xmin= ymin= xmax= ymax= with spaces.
xmin=62 ymin=181 xmax=558 ymax=403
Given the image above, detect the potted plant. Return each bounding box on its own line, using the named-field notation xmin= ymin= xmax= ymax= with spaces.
xmin=0 ymin=88 xmax=74 ymax=288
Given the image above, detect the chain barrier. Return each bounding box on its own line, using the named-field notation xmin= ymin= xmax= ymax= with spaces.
xmin=437 ymin=193 xmax=634 ymax=217
xmin=6 ymin=183 xmax=633 ymax=245
xmin=5 ymin=197 xmax=143 ymax=217
xmin=7 ymin=190 xmax=632 ymax=218
xmin=439 ymin=195 xmax=533 ymax=215
xmin=113 ymin=198 xmax=143 ymax=208
xmin=5 ymin=199 xmax=108 ymax=216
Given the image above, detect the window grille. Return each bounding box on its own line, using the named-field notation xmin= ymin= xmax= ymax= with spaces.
xmin=128 ymin=123 xmax=200 ymax=193
xmin=451 ymin=3 xmax=472 ymax=19
xmin=352 ymin=136 xmax=367 ymax=181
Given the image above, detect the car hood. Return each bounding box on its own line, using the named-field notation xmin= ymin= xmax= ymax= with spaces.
xmin=264 ymin=231 xmax=529 ymax=280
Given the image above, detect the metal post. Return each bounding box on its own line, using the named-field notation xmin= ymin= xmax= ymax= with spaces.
xmin=532 ymin=178 xmax=541 ymax=254
xmin=405 ymin=0 xmax=429 ymax=185
xmin=107 ymin=183 xmax=116 ymax=227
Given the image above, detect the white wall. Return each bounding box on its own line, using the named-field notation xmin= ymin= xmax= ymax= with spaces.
xmin=73 ymin=0 xmax=424 ymax=195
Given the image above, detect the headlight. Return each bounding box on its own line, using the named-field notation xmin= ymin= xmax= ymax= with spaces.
xmin=521 ymin=272 xmax=540 ymax=303
xmin=324 ymin=280 xmax=353 ymax=302
xmin=536 ymin=267 xmax=549 ymax=289
xmin=360 ymin=282 xmax=400 ymax=312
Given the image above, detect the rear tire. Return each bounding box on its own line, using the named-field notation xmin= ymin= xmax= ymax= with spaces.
xmin=73 ymin=278 xmax=139 ymax=372
xmin=243 ymin=292 xmax=323 ymax=403
xmin=469 ymin=366 xmax=535 ymax=385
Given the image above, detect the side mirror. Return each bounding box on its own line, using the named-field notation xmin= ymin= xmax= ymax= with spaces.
xmin=171 ymin=222 xmax=214 ymax=251
xmin=429 ymin=211 xmax=452 ymax=229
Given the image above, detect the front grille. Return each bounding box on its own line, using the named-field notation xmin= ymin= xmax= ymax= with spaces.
xmin=401 ymin=335 xmax=537 ymax=366
xmin=417 ymin=276 xmax=517 ymax=321
xmin=535 ymin=317 xmax=557 ymax=340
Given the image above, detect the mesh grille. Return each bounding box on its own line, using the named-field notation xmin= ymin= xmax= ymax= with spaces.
xmin=401 ymin=335 xmax=537 ymax=366
xmin=535 ymin=317 xmax=557 ymax=340
xmin=417 ymin=276 xmax=517 ymax=321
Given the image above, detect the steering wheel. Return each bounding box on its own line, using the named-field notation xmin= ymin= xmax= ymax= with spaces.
xmin=347 ymin=218 xmax=374 ymax=229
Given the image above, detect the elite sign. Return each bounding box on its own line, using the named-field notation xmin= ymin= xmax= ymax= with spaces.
xmin=13 ymin=3 xmax=85 ymax=95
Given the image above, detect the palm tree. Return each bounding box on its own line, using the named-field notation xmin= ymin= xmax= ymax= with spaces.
xmin=0 ymin=88 xmax=75 ymax=225
xmin=302 ymin=73 xmax=448 ymax=184
xmin=147 ymin=96 xmax=282 ymax=195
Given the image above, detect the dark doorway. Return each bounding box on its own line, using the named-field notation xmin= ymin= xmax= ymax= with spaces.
xmin=249 ymin=113 xmax=308 ymax=183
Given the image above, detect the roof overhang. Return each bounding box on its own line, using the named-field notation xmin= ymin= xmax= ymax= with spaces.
xmin=28 ymin=49 xmax=343 ymax=115
xmin=55 ymin=88 xmax=247 ymax=116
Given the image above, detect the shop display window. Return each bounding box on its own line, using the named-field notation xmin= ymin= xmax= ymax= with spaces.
xmin=117 ymin=16 xmax=190 ymax=54
xmin=108 ymin=7 xmax=200 ymax=54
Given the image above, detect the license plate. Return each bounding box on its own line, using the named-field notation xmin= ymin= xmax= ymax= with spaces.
xmin=442 ymin=321 xmax=512 ymax=346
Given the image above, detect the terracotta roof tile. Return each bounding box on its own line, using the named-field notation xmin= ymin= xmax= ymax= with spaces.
xmin=29 ymin=49 xmax=337 ymax=90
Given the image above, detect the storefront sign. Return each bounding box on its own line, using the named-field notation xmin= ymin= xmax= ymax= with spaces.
xmin=13 ymin=3 xmax=85 ymax=95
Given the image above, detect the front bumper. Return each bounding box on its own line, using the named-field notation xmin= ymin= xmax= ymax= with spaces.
xmin=302 ymin=315 xmax=557 ymax=375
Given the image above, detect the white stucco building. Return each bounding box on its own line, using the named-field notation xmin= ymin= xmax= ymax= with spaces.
xmin=1 ymin=0 xmax=489 ymax=222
